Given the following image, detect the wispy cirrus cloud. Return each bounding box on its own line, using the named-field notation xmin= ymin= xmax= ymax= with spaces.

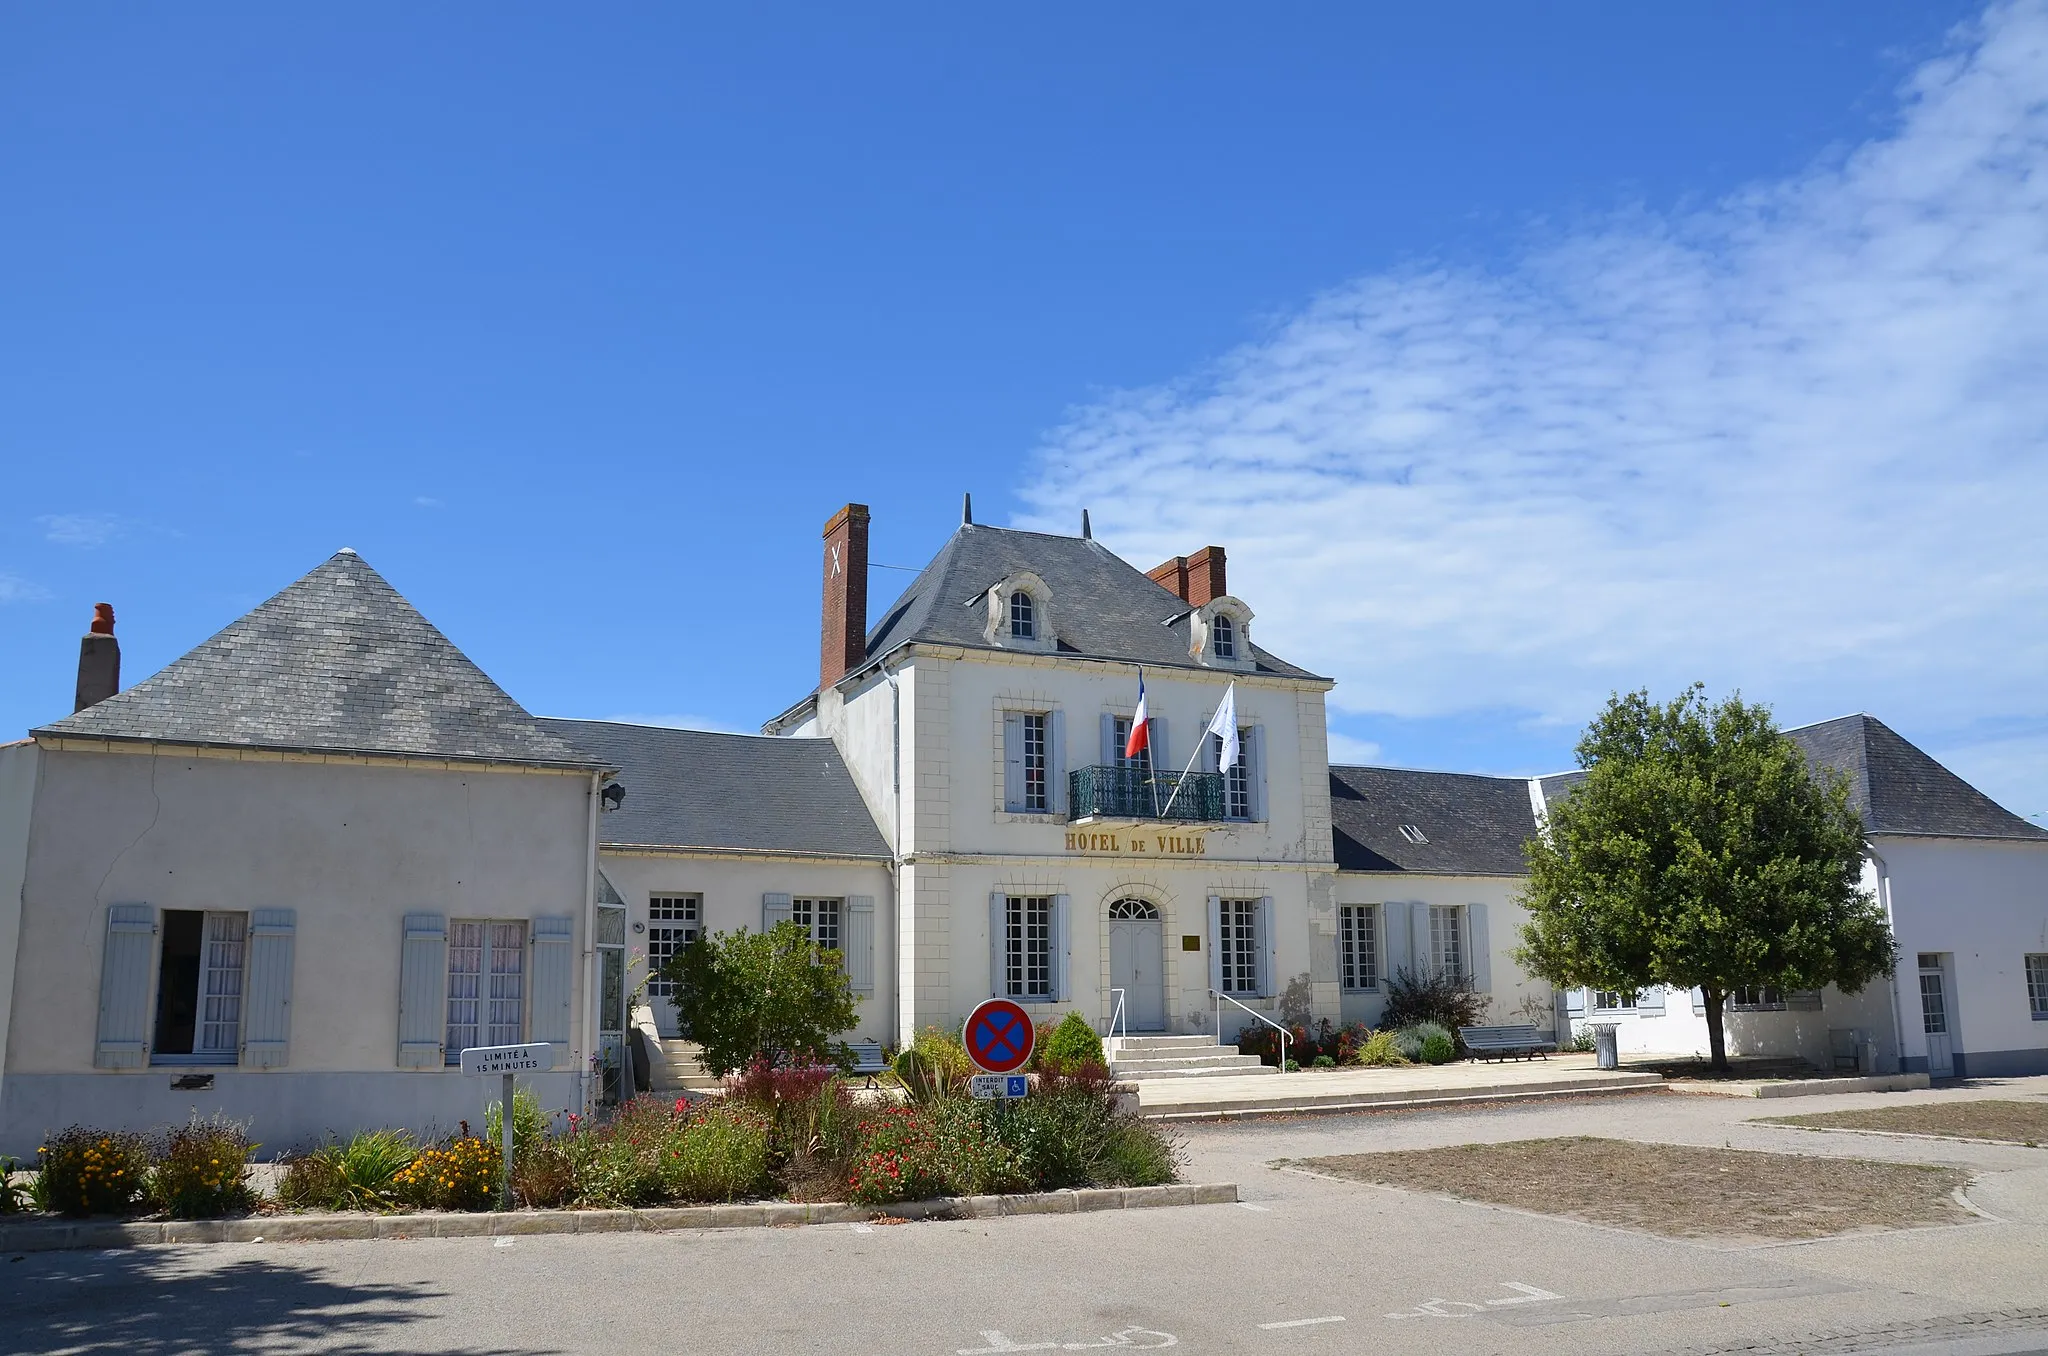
xmin=599 ymin=712 xmax=750 ymax=735
xmin=0 ymin=573 xmax=50 ymax=604
xmin=38 ymin=513 xmax=121 ymax=547
xmin=1019 ymin=1 xmax=2048 ymax=817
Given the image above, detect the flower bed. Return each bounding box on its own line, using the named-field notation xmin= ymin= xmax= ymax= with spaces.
xmin=6 ymin=1061 xmax=1179 ymax=1221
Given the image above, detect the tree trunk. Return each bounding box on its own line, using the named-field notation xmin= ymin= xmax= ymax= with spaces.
xmin=1705 ymin=987 xmax=1728 ymax=1072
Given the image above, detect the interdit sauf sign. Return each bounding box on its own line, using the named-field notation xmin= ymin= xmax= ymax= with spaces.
xmin=458 ymin=1043 xmax=554 ymax=1077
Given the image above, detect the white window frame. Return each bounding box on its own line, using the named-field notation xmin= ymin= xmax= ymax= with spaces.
xmin=1211 ymin=612 xmax=1236 ymax=660
xmin=1592 ymin=990 xmax=1637 ymax=1011
xmin=1218 ymin=897 xmax=1260 ymax=996
xmin=2028 ymin=954 xmax=2048 ymax=1021
xmin=1020 ymin=712 xmax=1048 ymax=813
xmin=151 ymin=909 xmax=250 ymax=1065
xmin=1223 ymin=727 xmax=1254 ymax=820
xmin=1428 ymin=905 xmax=1465 ymax=982
xmin=645 ymin=895 xmax=700 ymax=1000
xmin=1004 ymin=894 xmax=1053 ymax=999
xmin=1009 ymin=590 xmax=1036 ymax=639
xmin=791 ymin=896 xmax=843 ymax=957
xmin=1112 ymin=715 xmax=1153 ymax=774
xmin=1338 ymin=904 xmax=1378 ymax=993
xmin=446 ymin=918 xmax=526 ymax=1062
xmin=1729 ymin=985 xmax=1786 ymax=1012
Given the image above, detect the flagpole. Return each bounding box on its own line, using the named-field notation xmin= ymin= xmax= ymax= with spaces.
xmin=1155 ymin=736 xmax=1208 ymax=819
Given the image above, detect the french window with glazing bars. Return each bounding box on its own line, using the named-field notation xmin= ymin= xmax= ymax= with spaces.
xmin=2028 ymin=955 xmax=2048 ymax=1020
xmin=1428 ymin=905 xmax=1464 ymax=981
xmin=1223 ymin=728 xmax=1252 ymax=819
xmin=1113 ymin=716 xmax=1151 ymax=773
xmin=1006 ymin=895 xmax=1051 ymax=998
xmin=1010 ymin=590 xmax=1035 ymax=639
xmin=1021 ymin=712 xmax=1048 ymax=812
xmin=1338 ymin=904 xmax=1377 ymax=992
xmin=792 ymin=897 xmax=842 ymax=955
xmin=447 ymin=919 xmax=525 ymax=1060
xmin=1218 ymin=898 xmax=1259 ymax=994
xmin=646 ymin=895 xmax=699 ymax=999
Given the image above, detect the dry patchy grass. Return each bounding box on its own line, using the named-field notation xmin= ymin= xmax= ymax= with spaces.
xmin=1289 ymin=1136 xmax=1971 ymax=1241
xmin=1761 ymin=1099 xmax=2048 ymax=1146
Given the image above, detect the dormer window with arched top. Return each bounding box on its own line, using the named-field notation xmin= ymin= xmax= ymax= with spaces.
xmin=984 ymin=571 xmax=1055 ymax=651
xmin=1188 ymin=596 xmax=1254 ymax=670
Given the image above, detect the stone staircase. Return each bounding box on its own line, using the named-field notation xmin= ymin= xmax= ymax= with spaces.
xmin=651 ymin=1038 xmax=724 ymax=1094
xmin=1107 ymin=1033 xmax=1276 ymax=1080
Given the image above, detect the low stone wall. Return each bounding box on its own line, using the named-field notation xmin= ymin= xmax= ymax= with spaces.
xmin=0 ymin=1182 xmax=1238 ymax=1254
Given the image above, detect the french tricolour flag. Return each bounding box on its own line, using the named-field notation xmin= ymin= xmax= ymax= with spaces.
xmin=1124 ymin=670 xmax=1151 ymax=760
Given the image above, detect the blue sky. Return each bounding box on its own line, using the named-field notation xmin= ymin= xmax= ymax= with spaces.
xmin=5 ymin=3 xmax=2043 ymax=822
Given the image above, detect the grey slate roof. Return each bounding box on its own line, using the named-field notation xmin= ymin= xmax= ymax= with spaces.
xmin=36 ymin=551 xmax=603 ymax=770
xmin=859 ymin=524 xmax=1321 ymax=681
xmin=1537 ymin=714 xmax=2045 ymax=842
xmin=538 ymin=719 xmax=892 ymax=859
xmin=1329 ymin=765 xmax=1540 ymax=875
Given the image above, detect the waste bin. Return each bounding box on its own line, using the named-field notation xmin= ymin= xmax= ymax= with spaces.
xmin=1592 ymin=1024 xmax=1620 ymax=1070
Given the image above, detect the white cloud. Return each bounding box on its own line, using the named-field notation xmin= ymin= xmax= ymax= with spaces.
xmin=1019 ymin=1 xmax=2048 ymax=816
xmin=1325 ymin=732 xmax=1385 ymax=766
xmin=600 ymin=712 xmax=749 ymax=734
xmin=0 ymin=572 xmax=50 ymax=603
xmin=414 ymin=496 xmax=443 ymax=509
xmin=38 ymin=513 xmax=120 ymax=547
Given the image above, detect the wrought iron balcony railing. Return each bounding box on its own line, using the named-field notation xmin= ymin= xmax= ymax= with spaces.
xmin=1068 ymin=764 xmax=1227 ymax=823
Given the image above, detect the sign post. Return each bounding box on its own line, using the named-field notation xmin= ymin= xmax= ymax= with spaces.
xmin=459 ymin=1043 xmax=554 ymax=1210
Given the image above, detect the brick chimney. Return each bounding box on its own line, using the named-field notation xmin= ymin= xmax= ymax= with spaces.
xmin=74 ymin=602 xmax=120 ymax=712
xmin=820 ymin=503 xmax=870 ymax=689
xmin=1146 ymin=546 xmax=1227 ymax=607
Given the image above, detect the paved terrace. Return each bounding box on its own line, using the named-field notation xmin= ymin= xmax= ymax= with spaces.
xmin=1132 ymin=1051 xmax=1661 ymax=1118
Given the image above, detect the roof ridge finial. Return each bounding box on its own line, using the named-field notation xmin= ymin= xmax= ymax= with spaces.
xmin=962 ymin=492 xmax=973 ymax=526
xmin=1081 ymin=508 xmax=1092 ymax=540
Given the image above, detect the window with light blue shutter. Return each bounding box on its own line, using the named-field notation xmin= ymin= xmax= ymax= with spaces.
xmin=1246 ymin=726 xmax=1267 ymax=822
xmin=1256 ymin=896 xmax=1275 ymax=998
xmin=240 ymin=908 xmax=297 ymax=1069
xmin=529 ymin=915 xmax=575 ymax=1046
xmin=396 ymin=913 xmax=446 ymax=1068
xmin=762 ymin=893 xmax=793 ymax=932
xmin=1051 ymin=895 xmax=1071 ymax=1001
xmin=1003 ymin=712 xmax=1026 ymax=811
xmin=1637 ymin=985 xmax=1667 ymax=1017
xmin=1049 ymin=710 xmax=1068 ymax=815
xmin=1206 ymin=895 xmax=1223 ymax=992
xmin=846 ymin=895 xmax=875 ymax=995
xmin=1466 ymin=904 xmax=1491 ymax=992
xmin=94 ymin=904 xmax=156 ymax=1070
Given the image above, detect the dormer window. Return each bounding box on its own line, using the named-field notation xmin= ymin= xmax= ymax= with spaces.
xmin=1212 ymin=613 xmax=1235 ymax=659
xmin=1010 ymin=591 xmax=1036 ymax=639
xmin=1188 ymin=596 xmax=1254 ymax=670
xmin=983 ymin=571 xmax=1055 ymax=651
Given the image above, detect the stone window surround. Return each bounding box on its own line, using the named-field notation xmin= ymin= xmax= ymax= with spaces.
xmin=1187 ymin=596 xmax=1255 ymax=670
xmin=983 ymin=571 xmax=1058 ymax=653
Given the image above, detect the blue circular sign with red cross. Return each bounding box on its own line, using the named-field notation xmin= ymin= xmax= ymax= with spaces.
xmin=963 ymin=998 xmax=1036 ymax=1074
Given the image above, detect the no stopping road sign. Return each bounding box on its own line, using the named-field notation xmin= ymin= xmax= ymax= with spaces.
xmin=963 ymin=997 xmax=1035 ymax=1074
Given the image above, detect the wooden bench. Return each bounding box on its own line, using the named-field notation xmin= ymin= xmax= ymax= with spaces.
xmin=1459 ymin=1025 xmax=1557 ymax=1062
xmin=843 ymin=1039 xmax=890 ymax=1088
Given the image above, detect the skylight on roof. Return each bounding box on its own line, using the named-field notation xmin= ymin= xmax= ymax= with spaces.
xmin=1397 ymin=824 xmax=1429 ymax=844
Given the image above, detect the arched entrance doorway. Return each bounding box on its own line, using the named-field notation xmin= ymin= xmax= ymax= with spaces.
xmin=1108 ymin=898 xmax=1166 ymax=1032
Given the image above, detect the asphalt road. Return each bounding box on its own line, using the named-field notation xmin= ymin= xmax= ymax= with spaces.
xmin=5 ymin=1082 xmax=2048 ymax=1356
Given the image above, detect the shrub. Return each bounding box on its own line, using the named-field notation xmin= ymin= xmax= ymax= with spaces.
xmin=1420 ymin=1029 xmax=1457 ymax=1064
xmin=661 ymin=921 xmax=859 ymax=1076
xmin=150 ymin=1116 xmax=257 ymax=1218
xmin=846 ymin=1105 xmax=950 ymax=1205
xmin=1393 ymin=1022 xmax=1456 ymax=1064
xmin=0 ymin=1157 xmax=27 ymax=1214
xmin=560 ymin=1100 xmax=670 ymax=1207
xmin=484 ymin=1087 xmax=554 ymax=1163
xmin=1238 ymin=1018 xmax=1371 ymax=1068
xmin=893 ymin=1025 xmax=972 ymax=1102
xmin=1039 ymin=1013 xmax=1105 ymax=1072
xmin=658 ymin=1101 xmax=773 ymax=1202
xmin=277 ymin=1129 xmax=417 ymax=1212
xmin=1353 ymin=1029 xmax=1411 ymax=1067
xmin=1096 ymin=1119 xmax=1181 ymax=1187
xmin=393 ymin=1134 xmax=500 ymax=1210
xmin=511 ymin=1141 xmax=577 ymax=1209
xmin=36 ymin=1127 xmax=150 ymax=1216
xmin=1380 ymin=966 xmax=1488 ymax=1042
xmin=726 ymin=1062 xmax=858 ymax=1166
xmin=1311 ymin=1054 xmax=1335 ymax=1069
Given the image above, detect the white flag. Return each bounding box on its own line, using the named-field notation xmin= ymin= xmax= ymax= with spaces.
xmin=1205 ymin=683 xmax=1239 ymax=771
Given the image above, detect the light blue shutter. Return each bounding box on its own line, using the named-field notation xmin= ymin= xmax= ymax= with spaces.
xmin=240 ymin=908 xmax=297 ymax=1069
xmin=1691 ymin=987 xmax=1707 ymax=1015
xmin=990 ymin=892 xmax=1009 ymax=997
xmin=846 ymin=895 xmax=875 ymax=995
xmin=1003 ymin=713 xmax=1025 ymax=811
xmin=1051 ymin=894 xmax=1071 ymax=1002
xmin=1206 ymin=895 xmax=1223 ymax=992
xmin=1100 ymin=713 xmax=1117 ymax=765
xmin=397 ymin=912 xmax=446 ymax=1069
xmin=1257 ymin=895 xmax=1275 ymax=998
xmin=762 ymin=892 xmax=793 ymax=933
xmin=1565 ymin=988 xmax=1587 ymax=1019
xmin=1410 ymin=902 xmax=1430 ymax=976
xmin=1049 ymin=709 xmax=1068 ymax=816
xmin=1466 ymin=904 xmax=1491 ymax=992
xmin=94 ymin=904 xmax=156 ymax=1069
xmin=1382 ymin=903 xmax=1409 ymax=986
xmin=529 ymin=915 xmax=574 ymax=1046
xmin=1247 ymin=726 xmax=1267 ymax=821
xmin=1788 ymin=989 xmax=1824 ymax=1011
xmin=1638 ymin=985 xmax=1667 ymax=1016
xmin=1150 ymin=718 xmax=1168 ymax=777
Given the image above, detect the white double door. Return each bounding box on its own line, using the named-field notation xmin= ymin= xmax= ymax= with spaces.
xmin=1108 ymin=917 xmax=1166 ymax=1032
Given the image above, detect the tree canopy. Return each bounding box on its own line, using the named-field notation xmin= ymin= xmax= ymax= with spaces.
xmin=1517 ymin=686 xmax=1897 ymax=1069
xmin=659 ymin=921 xmax=859 ymax=1077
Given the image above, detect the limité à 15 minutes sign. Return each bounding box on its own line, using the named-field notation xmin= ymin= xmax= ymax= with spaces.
xmin=458 ymin=1043 xmax=554 ymax=1077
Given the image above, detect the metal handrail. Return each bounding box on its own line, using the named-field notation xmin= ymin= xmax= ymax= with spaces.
xmin=1105 ymin=987 xmax=1128 ymax=1055
xmin=1213 ymin=988 xmax=1290 ymax=1072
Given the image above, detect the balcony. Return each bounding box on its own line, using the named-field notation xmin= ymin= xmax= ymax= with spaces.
xmin=1068 ymin=764 xmax=1227 ymax=824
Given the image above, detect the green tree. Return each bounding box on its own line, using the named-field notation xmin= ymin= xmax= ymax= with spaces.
xmin=660 ymin=921 xmax=859 ymax=1077
xmin=1517 ymin=686 xmax=1896 ymax=1071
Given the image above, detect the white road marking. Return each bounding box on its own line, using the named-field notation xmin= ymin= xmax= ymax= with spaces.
xmin=1487 ymin=1282 xmax=1561 ymax=1306
xmin=1257 ymin=1316 xmax=1345 ymax=1329
xmin=956 ymin=1327 xmax=1178 ymax=1353
xmin=493 ymin=1237 xmax=515 ymax=1248
xmin=1236 ymin=1202 xmax=1271 ymax=1211
xmin=852 ymin=1224 xmax=874 ymax=1233
xmin=1387 ymin=1282 xmax=1562 ymax=1319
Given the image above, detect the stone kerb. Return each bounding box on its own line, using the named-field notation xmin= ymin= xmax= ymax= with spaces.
xmin=0 ymin=1183 xmax=1237 ymax=1254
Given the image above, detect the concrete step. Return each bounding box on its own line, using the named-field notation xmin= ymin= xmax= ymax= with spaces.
xmin=1115 ymin=1062 xmax=1280 ymax=1080
xmin=1111 ymin=1051 xmax=1268 ymax=1071
xmin=1110 ymin=1034 xmax=1227 ymax=1053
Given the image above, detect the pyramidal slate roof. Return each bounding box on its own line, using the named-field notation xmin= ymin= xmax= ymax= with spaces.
xmin=539 ymin=719 xmax=890 ymax=859
xmin=859 ymin=524 xmax=1321 ymax=680
xmin=37 ymin=551 xmax=604 ymax=770
xmin=1537 ymin=714 xmax=2045 ymax=842
xmin=1329 ymin=765 xmax=1540 ymax=875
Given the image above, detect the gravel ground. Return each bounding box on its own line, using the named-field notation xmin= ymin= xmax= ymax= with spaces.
xmin=1759 ymin=1099 xmax=2048 ymax=1146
